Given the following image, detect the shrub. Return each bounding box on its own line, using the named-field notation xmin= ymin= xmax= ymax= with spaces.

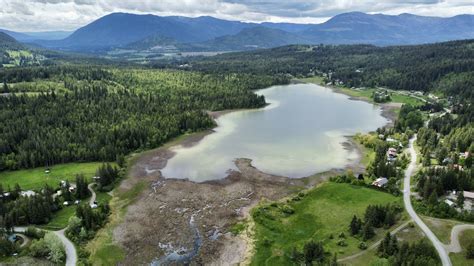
xmin=359 ymin=242 xmax=368 ymax=250
xmin=281 ymin=205 xmax=295 ymax=215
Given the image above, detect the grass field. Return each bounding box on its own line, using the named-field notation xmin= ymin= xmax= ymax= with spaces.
xmin=41 ymin=205 xmax=77 ymax=230
xmin=422 ymin=216 xmax=462 ymax=243
xmin=250 ymin=182 xmax=403 ymax=265
xmin=450 ymin=230 xmax=474 ymax=266
xmin=0 ymin=162 xmax=108 ymax=190
xmin=301 ymin=77 xmax=425 ymax=107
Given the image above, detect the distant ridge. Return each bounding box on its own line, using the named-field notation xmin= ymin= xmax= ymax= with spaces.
xmin=6 ymin=12 xmax=474 ymax=52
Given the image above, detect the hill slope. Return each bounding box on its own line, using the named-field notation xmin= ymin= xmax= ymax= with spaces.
xmin=194 ymin=26 xmax=312 ymax=51
xmin=0 ymin=32 xmax=46 ymax=67
xmin=26 ymin=12 xmax=474 ymax=52
xmin=303 ymin=12 xmax=474 ymax=45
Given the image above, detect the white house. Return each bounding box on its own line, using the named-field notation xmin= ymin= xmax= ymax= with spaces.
xmin=372 ymin=177 xmax=388 ymax=187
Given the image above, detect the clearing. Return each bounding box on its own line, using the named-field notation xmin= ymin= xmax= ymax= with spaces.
xmin=250 ymin=182 xmax=403 ymax=265
xmin=0 ymin=162 xmax=107 ymax=190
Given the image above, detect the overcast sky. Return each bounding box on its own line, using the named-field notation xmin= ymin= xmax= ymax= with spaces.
xmin=1 ymin=0 xmax=473 ymax=32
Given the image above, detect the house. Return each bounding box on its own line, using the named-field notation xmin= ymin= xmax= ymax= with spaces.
xmin=90 ymin=203 xmax=98 ymax=209
xmin=463 ymin=191 xmax=474 ymax=201
xmin=442 ymin=158 xmax=453 ymax=165
xmin=63 ymin=201 xmax=70 ymax=206
xmin=92 ymin=176 xmax=101 ymax=181
xmin=372 ymin=177 xmax=388 ymax=187
xmin=20 ymin=190 xmax=36 ymax=197
xmin=444 ymin=199 xmax=455 ymax=207
xmin=460 ymin=152 xmax=470 ymax=160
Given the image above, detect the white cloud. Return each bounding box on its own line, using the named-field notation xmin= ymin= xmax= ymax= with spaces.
xmin=0 ymin=0 xmax=472 ymax=31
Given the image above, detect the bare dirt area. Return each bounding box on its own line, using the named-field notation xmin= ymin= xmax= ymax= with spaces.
xmin=113 ymin=131 xmax=350 ymax=265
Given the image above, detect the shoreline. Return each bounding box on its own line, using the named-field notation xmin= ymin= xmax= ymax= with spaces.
xmin=114 ymin=81 xmax=391 ymax=265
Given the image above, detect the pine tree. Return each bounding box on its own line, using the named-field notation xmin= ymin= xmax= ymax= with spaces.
xmin=457 ymin=191 xmax=465 ymax=209
xmin=362 ymin=222 xmax=375 ymax=241
xmin=350 ymin=215 xmax=361 ymax=235
xmin=2 ymin=80 xmax=8 ymax=93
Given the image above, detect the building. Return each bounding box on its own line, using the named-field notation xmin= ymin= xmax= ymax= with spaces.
xmin=372 ymin=177 xmax=388 ymax=187
xmin=444 ymin=199 xmax=455 ymax=207
xmin=463 ymin=191 xmax=474 ymax=201
xmin=20 ymin=190 xmax=36 ymax=197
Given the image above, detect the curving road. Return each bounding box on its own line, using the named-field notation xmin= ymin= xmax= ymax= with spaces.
xmin=14 ymin=227 xmax=77 ymax=266
xmin=444 ymin=224 xmax=474 ymax=253
xmin=403 ymin=135 xmax=452 ymax=266
xmin=88 ymin=183 xmax=96 ymax=206
xmin=338 ymin=221 xmax=411 ymax=262
xmin=53 ymin=229 xmax=77 ymax=266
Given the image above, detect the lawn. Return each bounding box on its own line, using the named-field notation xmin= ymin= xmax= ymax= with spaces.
xmin=422 ymin=216 xmax=462 ymax=243
xmin=450 ymin=229 xmax=474 ymax=266
xmin=41 ymin=205 xmax=77 ymax=230
xmin=250 ymin=182 xmax=403 ymax=265
xmin=0 ymin=162 xmax=108 ymax=190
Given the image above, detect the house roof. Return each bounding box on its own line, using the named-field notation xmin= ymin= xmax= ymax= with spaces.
xmin=463 ymin=191 xmax=474 ymax=199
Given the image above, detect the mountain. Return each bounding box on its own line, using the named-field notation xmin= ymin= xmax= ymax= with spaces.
xmin=194 ymin=27 xmax=312 ymax=51
xmin=0 ymin=32 xmax=47 ymax=67
xmin=22 ymin=31 xmax=72 ymax=41
xmin=30 ymin=13 xmax=314 ymax=51
xmin=0 ymin=32 xmax=25 ymax=50
xmin=0 ymin=29 xmax=72 ymax=42
xmin=302 ymin=12 xmax=474 ymax=45
xmin=22 ymin=12 xmax=474 ymax=53
xmin=34 ymin=13 xmax=255 ymax=51
xmin=0 ymin=29 xmax=32 ymax=42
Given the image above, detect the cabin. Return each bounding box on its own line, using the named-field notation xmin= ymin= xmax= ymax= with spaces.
xmin=463 ymin=191 xmax=474 ymax=201
xmin=372 ymin=177 xmax=388 ymax=187
xmin=444 ymin=199 xmax=455 ymax=207
xmin=20 ymin=190 xmax=36 ymax=197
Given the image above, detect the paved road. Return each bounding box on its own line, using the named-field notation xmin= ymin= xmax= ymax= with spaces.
xmin=14 ymin=226 xmax=77 ymax=266
xmin=338 ymin=221 xmax=411 ymax=262
xmin=444 ymin=224 xmax=474 ymax=253
xmin=403 ymin=135 xmax=452 ymax=266
xmin=88 ymin=183 xmax=96 ymax=206
xmin=53 ymin=229 xmax=77 ymax=266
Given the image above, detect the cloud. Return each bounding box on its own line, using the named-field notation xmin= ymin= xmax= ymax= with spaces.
xmin=0 ymin=0 xmax=472 ymax=31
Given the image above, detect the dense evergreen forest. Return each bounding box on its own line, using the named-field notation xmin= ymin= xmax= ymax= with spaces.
xmin=0 ymin=67 xmax=286 ymax=170
xmin=170 ymin=39 xmax=474 ymax=92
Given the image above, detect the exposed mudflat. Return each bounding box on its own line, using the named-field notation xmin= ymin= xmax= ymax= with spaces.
xmin=112 ymin=131 xmax=359 ymax=265
xmin=112 ymin=83 xmax=389 ymax=265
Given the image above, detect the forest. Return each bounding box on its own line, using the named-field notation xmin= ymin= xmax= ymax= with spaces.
xmin=168 ymin=39 xmax=474 ymax=93
xmin=0 ymin=67 xmax=285 ymax=170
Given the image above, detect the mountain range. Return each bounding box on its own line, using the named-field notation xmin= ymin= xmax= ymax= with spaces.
xmin=2 ymin=12 xmax=473 ymax=53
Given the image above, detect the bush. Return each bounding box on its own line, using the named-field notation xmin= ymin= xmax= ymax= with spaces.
xmin=359 ymin=242 xmax=368 ymax=250
xmin=24 ymin=226 xmax=45 ymax=239
xmin=29 ymin=232 xmax=65 ymax=263
xmin=336 ymin=239 xmax=347 ymax=247
xmin=281 ymin=205 xmax=295 ymax=215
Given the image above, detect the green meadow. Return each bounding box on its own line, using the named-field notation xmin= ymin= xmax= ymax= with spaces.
xmin=0 ymin=162 xmax=107 ymax=190
xmin=250 ymin=182 xmax=403 ymax=265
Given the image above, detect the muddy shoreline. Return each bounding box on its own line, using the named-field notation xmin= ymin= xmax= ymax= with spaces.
xmin=113 ymin=83 xmax=395 ymax=265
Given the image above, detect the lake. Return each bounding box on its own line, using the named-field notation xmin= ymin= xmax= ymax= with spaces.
xmin=161 ymin=83 xmax=388 ymax=181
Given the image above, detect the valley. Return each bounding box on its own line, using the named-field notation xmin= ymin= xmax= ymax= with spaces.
xmin=0 ymin=5 xmax=473 ymax=266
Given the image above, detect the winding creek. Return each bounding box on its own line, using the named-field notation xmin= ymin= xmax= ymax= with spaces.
xmin=161 ymin=83 xmax=388 ymax=182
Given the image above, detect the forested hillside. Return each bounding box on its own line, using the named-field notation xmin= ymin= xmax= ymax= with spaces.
xmin=178 ymin=40 xmax=474 ymax=92
xmin=0 ymin=67 xmax=286 ymax=170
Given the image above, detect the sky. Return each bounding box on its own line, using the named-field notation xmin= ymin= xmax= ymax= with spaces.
xmin=0 ymin=0 xmax=473 ymax=32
